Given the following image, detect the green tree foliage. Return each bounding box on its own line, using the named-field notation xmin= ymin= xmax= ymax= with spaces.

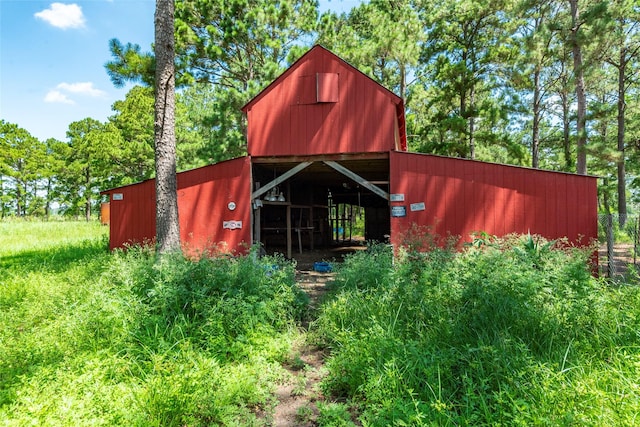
xmin=105 ymin=39 xmax=155 ymax=88
xmin=108 ymin=86 xmax=155 ymax=185
xmin=4 ymin=0 xmax=640 ymax=220
xmin=105 ymin=85 xmax=218 ymax=179
xmin=104 ymin=0 xmax=318 ymax=165
xmin=176 ymin=84 xmax=246 ymax=166
xmin=317 ymin=0 xmax=423 ymax=103
xmin=413 ymin=0 xmax=521 ymax=160
xmin=0 ymin=121 xmax=46 ymax=217
xmin=56 ymin=118 xmax=114 ymax=220
xmin=174 ymin=0 xmax=318 ymax=157
xmin=597 ymin=0 xmax=640 ymax=222
xmin=41 ymin=138 xmax=65 ymax=218
xmin=508 ymin=0 xmax=561 ymax=168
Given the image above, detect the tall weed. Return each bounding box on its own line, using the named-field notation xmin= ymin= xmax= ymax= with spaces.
xmin=316 ymin=234 xmax=640 ymax=425
xmin=1 ymin=223 xmax=307 ymax=426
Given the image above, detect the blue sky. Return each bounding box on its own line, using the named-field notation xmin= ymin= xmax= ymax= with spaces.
xmin=0 ymin=0 xmax=362 ymax=142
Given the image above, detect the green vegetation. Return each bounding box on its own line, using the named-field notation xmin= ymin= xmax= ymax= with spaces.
xmin=3 ymin=222 xmax=640 ymax=425
xmin=1 ymin=221 xmax=306 ymax=426
xmin=3 ymin=1 xmax=640 ymax=220
xmin=315 ymin=233 xmax=640 ymax=425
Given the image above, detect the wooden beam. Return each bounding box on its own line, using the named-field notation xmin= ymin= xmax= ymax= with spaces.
xmin=251 ymin=161 xmax=313 ymax=200
xmin=251 ymin=152 xmax=389 ymax=164
xmin=323 ymin=161 xmax=389 ymax=200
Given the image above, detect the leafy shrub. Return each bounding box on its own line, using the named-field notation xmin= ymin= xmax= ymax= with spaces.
xmin=1 ymin=224 xmax=307 ymax=426
xmin=316 ymin=234 xmax=640 ymax=425
xmin=331 ymin=243 xmax=394 ymax=291
xmin=104 ymin=248 xmax=306 ymax=360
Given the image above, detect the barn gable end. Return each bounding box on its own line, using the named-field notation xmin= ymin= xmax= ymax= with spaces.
xmin=242 ymin=45 xmax=407 ymax=157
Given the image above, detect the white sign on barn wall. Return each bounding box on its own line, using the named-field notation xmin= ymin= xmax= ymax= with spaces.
xmin=223 ymin=221 xmax=243 ymax=230
xmin=410 ymin=202 xmax=425 ymax=212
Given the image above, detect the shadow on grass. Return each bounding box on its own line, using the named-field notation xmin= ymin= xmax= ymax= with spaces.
xmin=0 ymin=236 xmax=111 ymax=408
xmin=0 ymin=236 xmax=109 ymax=275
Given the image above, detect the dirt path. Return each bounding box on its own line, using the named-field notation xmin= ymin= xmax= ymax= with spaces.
xmin=271 ymin=271 xmax=334 ymax=426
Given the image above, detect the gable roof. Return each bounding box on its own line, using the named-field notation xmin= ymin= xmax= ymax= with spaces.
xmin=241 ymin=44 xmax=403 ymax=113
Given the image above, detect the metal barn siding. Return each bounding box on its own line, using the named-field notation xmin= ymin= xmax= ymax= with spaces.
xmin=177 ymin=157 xmax=252 ymax=254
xmin=242 ymin=45 xmax=407 ymax=157
xmin=107 ymin=179 xmax=156 ymax=250
xmin=104 ymin=157 xmax=252 ymax=254
xmin=389 ymin=151 xmax=598 ymax=246
xmin=104 ymin=46 xmax=598 ymax=258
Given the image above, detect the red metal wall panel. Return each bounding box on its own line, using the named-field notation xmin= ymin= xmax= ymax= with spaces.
xmin=244 ymin=46 xmax=404 ymax=157
xmin=108 ymin=179 xmax=156 ymax=250
xmin=177 ymin=157 xmax=252 ymax=255
xmin=106 ymin=157 xmax=252 ymax=254
xmin=389 ymin=151 xmax=598 ymax=247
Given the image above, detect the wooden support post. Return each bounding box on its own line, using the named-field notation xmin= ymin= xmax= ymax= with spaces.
xmin=348 ymin=204 xmax=353 ymax=241
xmin=340 ymin=203 xmax=345 ymax=242
xmin=310 ymin=207 xmax=315 ymax=250
xmin=253 ymin=182 xmax=261 ymax=248
xmin=254 ymin=206 xmax=261 ymax=247
xmin=286 ymin=205 xmax=292 ymax=259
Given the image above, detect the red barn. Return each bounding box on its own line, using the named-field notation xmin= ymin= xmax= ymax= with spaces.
xmin=102 ymin=45 xmax=597 ymax=257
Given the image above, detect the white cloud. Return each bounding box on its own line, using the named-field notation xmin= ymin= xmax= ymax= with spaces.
xmin=43 ymin=82 xmax=106 ymax=104
xmin=34 ymin=3 xmax=86 ymax=30
xmin=56 ymin=82 xmax=106 ymax=97
xmin=44 ymin=90 xmax=75 ymax=104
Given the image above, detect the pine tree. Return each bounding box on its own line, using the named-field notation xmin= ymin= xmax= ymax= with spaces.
xmin=154 ymin=0 xmax=181 ymax=254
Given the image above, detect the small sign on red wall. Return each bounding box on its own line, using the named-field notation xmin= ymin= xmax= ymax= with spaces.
xmin=391 ymin=206 xmax=407 ymax=217
xmin=410 ymin=202 xmax=425 ymax=212
xmin=223 ymin=221 xmax=243 ymax=230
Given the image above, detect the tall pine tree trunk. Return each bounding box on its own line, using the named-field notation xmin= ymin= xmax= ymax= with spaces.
xmin=45 ymin=177 xmax=52 ymax=219
xmin=469 ymin=83 xmax=476 ymax=160
xmin=617 ymin=44 xmax=627 ymax=226
xmin=154 ymin=0 xmax=181 ymax=254
xmin=85 ymin=167 xmax=91 ymax=222
xmin=460 ymin=90 xmax=468 ymax=157
xmin=570 ymin=0 xmax=587 ymax=175
xmin=532 ymin=68 xmax=541 ymax=168
xmin=561 ymin=89 xmax=572 ymax=171
xmin=399 ymin=62 xmax=406 ymax=105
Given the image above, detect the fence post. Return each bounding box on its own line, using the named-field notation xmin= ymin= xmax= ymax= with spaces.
xmin=635 ymin=216 xmax=639 ymax=266
xmin=606 ymin=214 xmax=614 ymax=278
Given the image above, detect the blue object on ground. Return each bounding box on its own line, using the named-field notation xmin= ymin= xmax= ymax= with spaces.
xmin=314 ymin=261 xmax=332 ymax=272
